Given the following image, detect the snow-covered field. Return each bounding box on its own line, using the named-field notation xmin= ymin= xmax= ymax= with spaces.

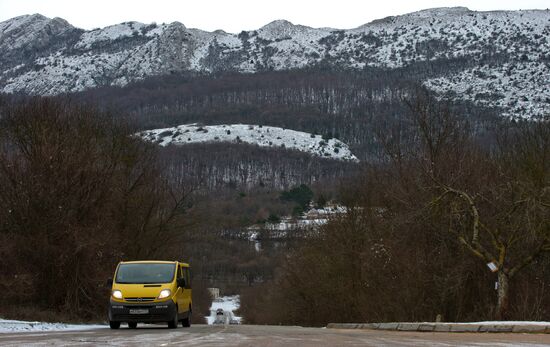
xmin=206 ymin=295 xmax=241 ymax=325
xmin=138 ymin=124 xmax=358 ymax=162
xmin=0 ymin=319 xmax=104 ymax=333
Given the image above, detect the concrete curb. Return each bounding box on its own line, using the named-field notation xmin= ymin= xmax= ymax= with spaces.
xmin=326 ymin=322 xmax=550 ymax=334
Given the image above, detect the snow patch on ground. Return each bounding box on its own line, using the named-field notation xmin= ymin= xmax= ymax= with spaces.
xmin=138 ymin=124 xmax=358 ymax=162
xmin=0 ymin=319 xmax=105 ymax=333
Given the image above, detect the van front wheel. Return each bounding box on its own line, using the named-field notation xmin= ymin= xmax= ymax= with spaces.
xmin=109 ymin=321 xmax=120 ymax=329
xmin=168 ymin=307 xmax=178 ymax=329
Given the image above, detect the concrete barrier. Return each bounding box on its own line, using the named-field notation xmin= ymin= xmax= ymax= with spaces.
xmin=433 ymin=324 xmax=451 ymax=332
xmin=327 ymin=322 xmax=550 ymax=333
xmin=449 ymin=324 xmax=480 ymax=332
xmin=512 ymin=325 xmax=548 ymax=333
xmin=378 ymin=322 xmax=399 ymax=330
xmin=397 ymin=323 xmax=419 ymax=331
xmin=418 ymin=324 xmax=435 ymax=332
xmin=479 ymin=324 xmax=513 ymax=333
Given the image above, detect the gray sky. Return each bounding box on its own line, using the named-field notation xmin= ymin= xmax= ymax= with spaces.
xmin=0 ymin=0 xmax=548 ymax=32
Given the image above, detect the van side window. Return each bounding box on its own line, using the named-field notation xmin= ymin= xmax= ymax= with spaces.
xmin=178 ymin=266 xmax=183 ymax=279
xmin=183 ymin=267 xmax=191 ymax=289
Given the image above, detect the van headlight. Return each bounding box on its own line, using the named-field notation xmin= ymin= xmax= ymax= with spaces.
xmin=112 ymin=290 xmax=123 ymax=299
xmin=158 ymin=289 xmax=171 ymax=299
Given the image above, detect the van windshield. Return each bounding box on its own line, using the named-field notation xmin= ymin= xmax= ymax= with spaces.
xmin=115 ymin=263 xmax=176 ymax=284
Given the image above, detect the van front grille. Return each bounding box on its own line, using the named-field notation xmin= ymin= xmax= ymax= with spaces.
xmin=124 ymin=297 xmax=155 ymax=302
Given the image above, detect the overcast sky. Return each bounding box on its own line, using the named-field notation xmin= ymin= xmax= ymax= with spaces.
xmin=0 ymin=0 xmax=548 ymax=32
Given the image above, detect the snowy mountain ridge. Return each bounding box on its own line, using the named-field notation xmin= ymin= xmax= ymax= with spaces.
xmin=1 ymin=8 xmax=549 ymax=118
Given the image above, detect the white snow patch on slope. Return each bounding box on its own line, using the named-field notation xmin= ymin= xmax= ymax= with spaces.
xmin=138 ymin=124 xmax=359 ymax=162
xmin=0 ymin=319 xmax=104 ymax=333
xmin=3 ymin=51 xmax=128 ymax=95
xmin=187 ymin=28 xmax=242 ymax=71
xmin=425 ymin=62 xmax=550 ymax=119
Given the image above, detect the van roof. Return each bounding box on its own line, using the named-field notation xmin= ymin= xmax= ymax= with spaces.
xmin=120 ymin=260 xmax=189 ymax=266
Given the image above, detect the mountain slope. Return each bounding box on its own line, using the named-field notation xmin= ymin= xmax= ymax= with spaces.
xmin=0 ymin=8 xmax=549 ymax=118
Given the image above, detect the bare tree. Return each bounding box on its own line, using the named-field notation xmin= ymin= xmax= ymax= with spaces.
xmin=406 ymin=96 xmax=550 ymax=320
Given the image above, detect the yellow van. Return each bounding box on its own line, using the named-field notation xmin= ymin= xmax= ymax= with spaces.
xmin=107 ymin=260 xmax=192 ymax=329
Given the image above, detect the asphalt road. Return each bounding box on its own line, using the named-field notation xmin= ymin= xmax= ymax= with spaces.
xmin=1 ymin=324 xmax=549 ymax=346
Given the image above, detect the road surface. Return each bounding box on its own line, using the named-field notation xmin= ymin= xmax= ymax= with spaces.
xmin=1 ymin=324 xmax=549 ymax=346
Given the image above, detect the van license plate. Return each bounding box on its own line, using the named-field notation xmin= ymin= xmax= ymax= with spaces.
xmin=129 ymin=309 xmax=149 ymax=314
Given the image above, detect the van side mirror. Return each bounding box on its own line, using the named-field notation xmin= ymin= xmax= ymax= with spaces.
xmin=107 ymin=278 xmax=113 ymax=287
xmin=177 ymin=278 xmax=186 ymax=288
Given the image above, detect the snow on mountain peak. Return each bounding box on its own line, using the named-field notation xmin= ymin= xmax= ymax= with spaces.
xmin=75 ymin=21 xmax=148 ymax=49
xmin=167 ymin=21 xmax=187 ymax=29
xmin=257 ymin=19 xmax=323 ymax=40
xmin=410 ymin=7 xmax=471 ymax=17
xmin=0 ymin=13 xmax=72 ymax=37
xmin=0 ymin=13 xmax=76 ymax=52
xmin=5 ymin=13 xmax=48 ymax=25
xmin=360 ymin=6 xmax=473 ymax=28
xmin=258 ymin=19 xmax=297 ymax=38
xmin=261 ymin=19 xmax=295 ymax=30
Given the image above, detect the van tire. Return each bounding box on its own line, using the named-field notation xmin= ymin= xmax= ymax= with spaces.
xmin=168 ymin=306 xmax=178 ymax=329
xmin=109 ymin=321 xmax=120 ymax=329
xmin=182 ymin=308 xmax=191 ymax=327
xmin=128 ymin=322 xmax=137 ymax=329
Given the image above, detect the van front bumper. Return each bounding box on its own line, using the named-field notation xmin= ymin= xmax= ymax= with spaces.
xmin=108 ymin=299 xmax=177 ymax=323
